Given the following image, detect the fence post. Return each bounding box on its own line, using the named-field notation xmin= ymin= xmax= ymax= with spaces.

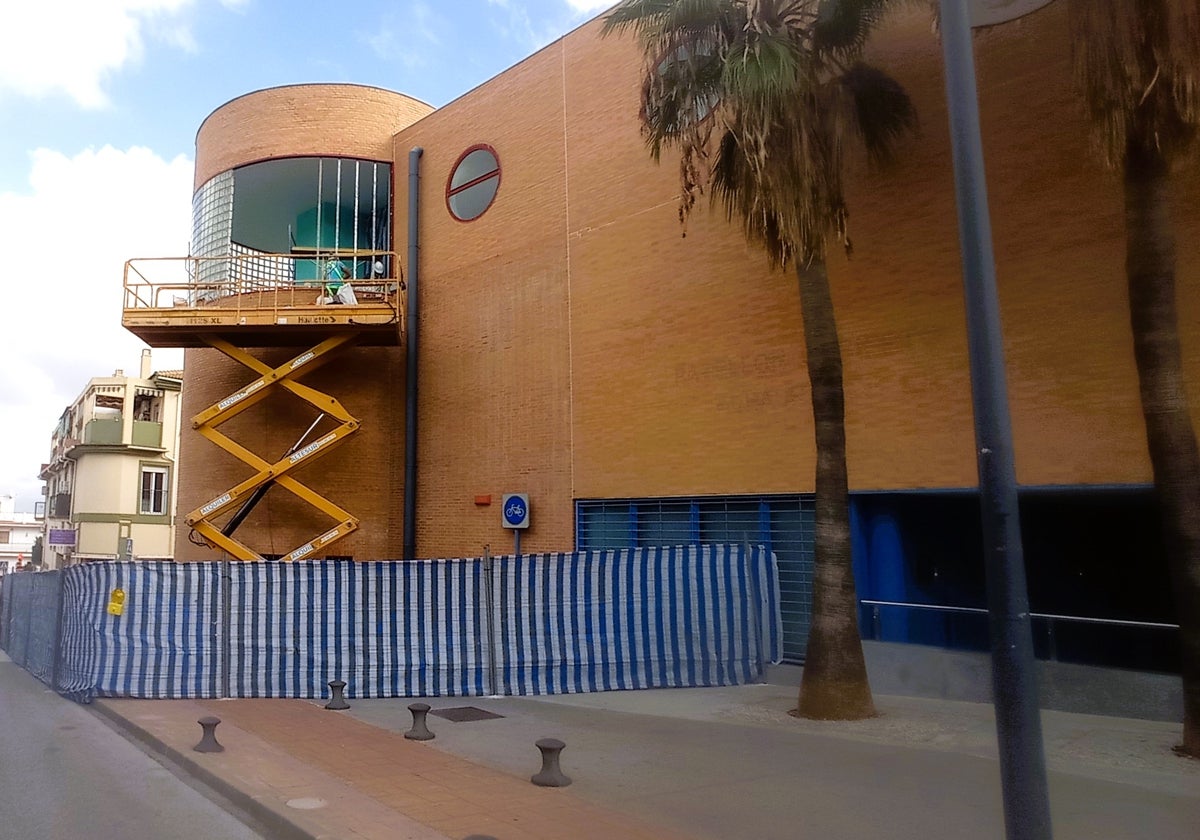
xmin=221 ymin=560 xmax=232 ymax=699
xmin=743 ymin=540 xmax=765 ymax=680
xmin=22 ymin=576 xmax=36 ymax=669
xmin=0 ymin=576 xmax=8 ymax=651
xmin=483 ymin=546 xmax=498 ymax=696
xmin=50 ymin=572 xmax=67 ymax=692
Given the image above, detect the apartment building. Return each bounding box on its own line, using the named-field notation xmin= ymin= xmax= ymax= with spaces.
xmin=39 ymin=350 xmax=183 ymax=566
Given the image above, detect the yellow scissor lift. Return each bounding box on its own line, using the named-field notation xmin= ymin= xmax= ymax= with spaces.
xmin=185 ymin=335 xmax=361 ymax=562
xmin=122 ymin=252 xmax=403 ymax=561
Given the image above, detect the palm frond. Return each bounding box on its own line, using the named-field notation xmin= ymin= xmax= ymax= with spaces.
xmin=813 ymin=0 xmax=892 ymax=51
xmin=604 ymin=0 xmax=916 ymax=266
xmin=723 ymin=32 xmax=804 ymax=102
xmin=604 ymin=0 xmax=730 ymax=51
xmin=838 ymin=62 xmax=918 ymax=166
xmin=1069 ymin=0 xmax=1200 ymax=168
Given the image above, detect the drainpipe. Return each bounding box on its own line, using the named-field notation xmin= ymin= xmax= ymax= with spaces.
xmin=403 ymin=147 xmax=423 ymax=561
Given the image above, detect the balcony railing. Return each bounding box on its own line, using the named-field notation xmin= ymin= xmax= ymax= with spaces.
xmin=83 ymin=418 xmax=122 ymax=445
xmin=132 ymin=420 xmax=163 ymax=448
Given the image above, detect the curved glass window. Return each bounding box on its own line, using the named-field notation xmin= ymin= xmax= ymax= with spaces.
xmin=191 ymin=157 xmax=393 ymax=292
xmin=446 ymin=145 xmax=501 ymax=221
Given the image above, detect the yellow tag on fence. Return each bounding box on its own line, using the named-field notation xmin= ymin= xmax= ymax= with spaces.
xmin=106 ymin=588 xmax=126 ymax=616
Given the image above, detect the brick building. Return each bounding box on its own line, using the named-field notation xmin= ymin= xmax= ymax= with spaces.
xmin=123 ymin=4 xmax=1194 ymax=664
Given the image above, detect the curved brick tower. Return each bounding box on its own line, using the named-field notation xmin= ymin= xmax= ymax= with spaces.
xmin=164 ymin=84 xmax=432 ymax=560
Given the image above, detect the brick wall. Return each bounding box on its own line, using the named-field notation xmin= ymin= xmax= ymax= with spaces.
xmin=392 ymin=5 xmax=1200 ymax=556
xmin=194 ymin=84 xmax=433 ymax=189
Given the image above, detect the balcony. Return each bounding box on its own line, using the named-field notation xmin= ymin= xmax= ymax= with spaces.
xmin=122 ymin=251 xmax=405 ymax=349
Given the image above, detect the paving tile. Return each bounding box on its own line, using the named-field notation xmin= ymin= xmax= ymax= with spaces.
xmin=106 ymin=696 xmax=698 ymax=840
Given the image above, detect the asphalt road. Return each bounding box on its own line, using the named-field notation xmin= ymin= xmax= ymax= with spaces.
xmin=0 ymin=650 xmax=262 ymax=840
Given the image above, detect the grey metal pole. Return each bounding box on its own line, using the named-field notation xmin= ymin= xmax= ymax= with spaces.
xmin=403 ymin=148 xmax=424 ymax=562
xmin=938 ymin=2 xmax=1052 ymax=837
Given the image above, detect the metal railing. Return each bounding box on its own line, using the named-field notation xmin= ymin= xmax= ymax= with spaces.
xmin=122 ymin=251 xmax=403 ymax=321
xmin=860 ymin=598 xmax=1179 ymax=664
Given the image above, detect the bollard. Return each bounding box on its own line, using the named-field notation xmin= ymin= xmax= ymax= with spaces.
xmin=194 ymin=716 xmax=224 ymax=753
xmin=530 ymin=737 xmax=571 ymax=787
xmin=404 ymin=702 xmax=435 ymax=741
xmin=325 ymin=679 xmax=350 ymax=710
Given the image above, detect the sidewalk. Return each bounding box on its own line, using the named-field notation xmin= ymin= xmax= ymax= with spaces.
xmin=94 ymin=684 xmax=1200 ymax=840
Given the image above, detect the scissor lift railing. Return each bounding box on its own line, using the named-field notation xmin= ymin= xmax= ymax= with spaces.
xmin=122 ymin=253 xmax=404 ymax=348
xmin=184 ymin=335 xmax=363 ymax=562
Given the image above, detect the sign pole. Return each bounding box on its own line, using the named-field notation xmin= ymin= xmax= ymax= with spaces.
xmin=939 ymin=1 xmax=1052 ymax=837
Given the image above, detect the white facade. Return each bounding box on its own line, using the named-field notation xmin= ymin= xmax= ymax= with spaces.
xmin=40 ymin=350 xmax=183 ymax=567
xmin=0 ymin=494 xmax=41 ymax=576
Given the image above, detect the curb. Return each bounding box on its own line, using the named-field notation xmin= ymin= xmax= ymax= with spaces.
xmin=90 ymin=700 xmax=318 ymax=840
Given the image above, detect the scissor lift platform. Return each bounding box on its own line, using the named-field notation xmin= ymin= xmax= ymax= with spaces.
xmin=121 ymin=254 xmax=404 ymax=348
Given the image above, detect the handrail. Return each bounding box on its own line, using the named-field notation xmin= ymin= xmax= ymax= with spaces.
xmin=860 ymin=598 xmax=1179 ymax=631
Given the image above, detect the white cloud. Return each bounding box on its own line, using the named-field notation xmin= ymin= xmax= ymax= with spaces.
xmin=0 ymin=0 xmax=196 ymax=109
xmin=0 ymin=146 xmax=191 ymax=510
xmin=564 ymin=0 xmax=615 ymax=13
xmin=363 ymin=2 xmax=445 ymax=68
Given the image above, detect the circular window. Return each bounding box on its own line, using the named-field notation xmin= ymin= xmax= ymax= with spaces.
xmin=647 ymin=44 xmax=720 ymax=135
xmin=446 ymin=145 xmax=501 ymax=221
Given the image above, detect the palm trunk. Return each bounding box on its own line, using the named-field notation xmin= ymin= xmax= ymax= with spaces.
xmin=794 ymin=257 xmax=875 ymax=720
xmin=1125 ymin=133 xmax=1200 ymax=757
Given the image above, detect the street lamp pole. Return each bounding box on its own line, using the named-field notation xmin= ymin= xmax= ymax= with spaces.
xmin=939 ymin=1 xmax=1053 ymax=837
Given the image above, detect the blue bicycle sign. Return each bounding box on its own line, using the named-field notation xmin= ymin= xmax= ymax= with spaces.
xmin=501 ymin=493 xmax=530 ymax=529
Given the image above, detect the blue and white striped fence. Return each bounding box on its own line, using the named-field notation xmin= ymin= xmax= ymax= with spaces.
xmin=0 ymin=571 xmax=63 ymax=684
xmin=228 ymin=560 xmax=489 ymax=698
xmin=1 ymin=545 xmax=781 ymax=702
xmin=61 ymin=561 xmax=224 ymax=699
xmin=493 ymin=545 xmax=778 ymax=694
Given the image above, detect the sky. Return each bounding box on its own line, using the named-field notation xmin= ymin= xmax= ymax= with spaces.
xmin=0 ymin=0 xmax=613 ymax=512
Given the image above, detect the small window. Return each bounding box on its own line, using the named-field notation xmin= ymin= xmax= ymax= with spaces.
xmin=446 ymin=145 xmax=501 ymax=221
xmin=0 ymin=529 xmax=10 ymax=545
xmin=140 ymin=466 xmax=169 ymax=515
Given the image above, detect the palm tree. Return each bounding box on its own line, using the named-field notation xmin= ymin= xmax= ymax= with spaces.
xmin=603 ymin=0 xmax=916 ymax=720
xmin=1068 ymin=0 xmax=1200 ymax=757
